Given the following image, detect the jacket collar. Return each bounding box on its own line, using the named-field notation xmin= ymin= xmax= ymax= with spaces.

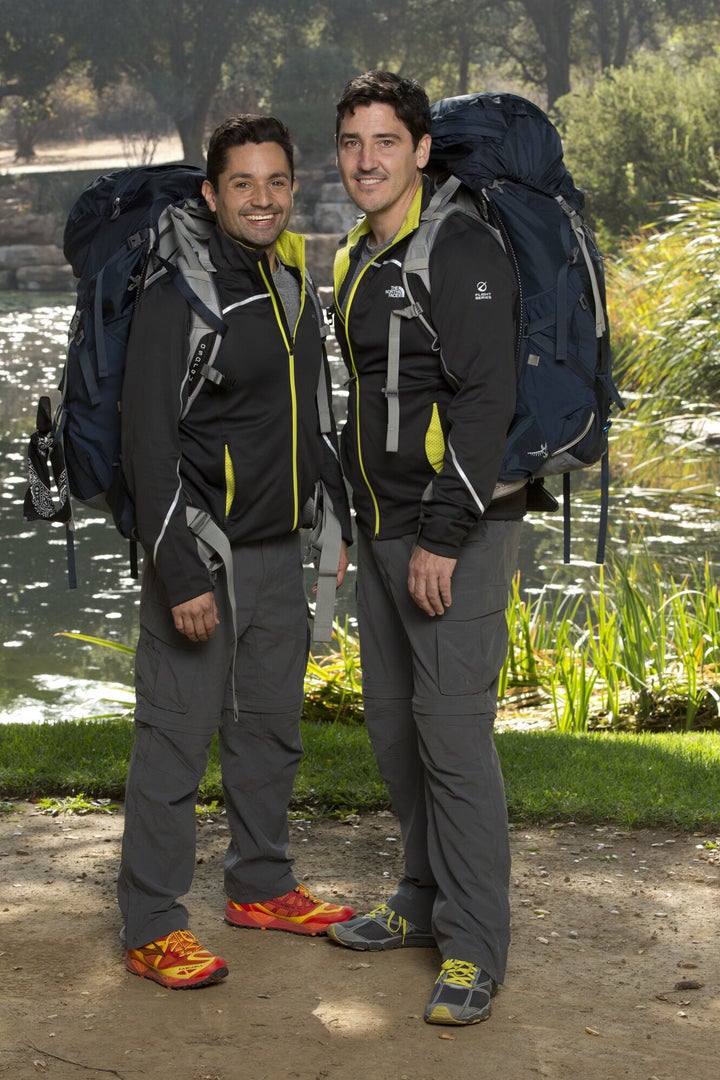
xmin=333 ymin=177 xmax=430 ymax=294
xmin=210 ymin=224 xmax=306 ymax=276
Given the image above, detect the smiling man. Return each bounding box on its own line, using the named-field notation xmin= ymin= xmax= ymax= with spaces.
xmin=116 ymin=115 xmax=354 ymax=990
xmin=326 ymin=72 xmax=525 ymax=1027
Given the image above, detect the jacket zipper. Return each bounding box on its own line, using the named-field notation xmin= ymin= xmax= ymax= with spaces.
xmin=340 ymin=259 xmax=382 ymax=537
xmin=254 ymin=261 xmax=300 ymax=530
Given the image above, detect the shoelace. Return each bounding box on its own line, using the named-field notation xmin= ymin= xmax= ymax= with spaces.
xmin=293 ymin=884 xmax=321 ymax=904
xmin=164 ymin=930 xmax=206 ymax=958
xmin=368 ymin=903 xmax=411 ymax=939
xmin=439 ymin=959 xmax=479 ymax=988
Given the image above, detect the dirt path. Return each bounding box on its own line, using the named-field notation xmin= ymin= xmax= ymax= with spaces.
xmin=1 ymin=804 xmax=718 ymax=1080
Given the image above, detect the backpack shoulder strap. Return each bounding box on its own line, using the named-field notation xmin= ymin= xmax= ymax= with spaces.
xmin=143 ymin=202 xmax=229 ymax=417
xmin=385 ymin=176 xmax=490 ymax=453
xmin=304 ymin=270 xmax=334 ymax=436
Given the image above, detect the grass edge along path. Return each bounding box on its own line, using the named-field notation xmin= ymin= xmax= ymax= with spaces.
xmin=1 ymin=720 xmax=719 ymax=830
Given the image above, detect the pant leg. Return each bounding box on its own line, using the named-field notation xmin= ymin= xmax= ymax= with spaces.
xmin=355 ymin=530 xmax=435 ymax=929
xmin=117 ymin=722 xmax=212 ymax=949
xmin=220 ymin=534 xmax=309 ymax=901
xmin=416 ymin=712 xmax=512 ymax=980
xmin=363 ymin=520 xmax=521 ymax=981
xmin=118 ymin=557 xmax=234 ymax=949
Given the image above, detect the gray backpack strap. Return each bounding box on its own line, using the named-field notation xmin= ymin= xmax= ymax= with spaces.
xmin=307 ymin=481 xmax=342 ymax=643
xmin=304 ymin=269 xmax=333 ymax=436
xmin=179 ymin=256 xmax=225 ymax=417
xmin=304 ymin=276 xmax=342 ymax=640
xmin=556 ymin=194 xmax=607 ymax=339
xmin=315 ymin=355 xmax=333 ymax=436
xmin=166 ymin=205 xmax=227 ymax=417
xmin=145 ymin=202 xmax=227 ymax=418
xmin=185 ymin=505 xmax=239 ymax=719
xmin=385 ymin=176 xmax=472 ymax=453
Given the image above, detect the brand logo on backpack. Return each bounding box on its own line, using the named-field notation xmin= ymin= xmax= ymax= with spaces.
xmin=188 ymin=333 xmax=214 ymax=388
xmin=385 ymin=285 xmax=405 ymax=300
xmin=475 ymin=281 xmax=492 ymax=300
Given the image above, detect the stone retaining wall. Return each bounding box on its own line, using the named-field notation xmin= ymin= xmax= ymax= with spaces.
xmin=0 ymin=194 xmax=74 ymax=290
xmin=0 ymin=231 xmax=341 ymax=293
xmin=0 ymin=168 xmax=357 ymax=291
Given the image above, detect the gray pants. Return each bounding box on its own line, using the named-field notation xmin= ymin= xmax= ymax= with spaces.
xmin=117 ymin=533 xmax=310 ymax=949
xmin=356 ymin=521 xmax=521 ymax=982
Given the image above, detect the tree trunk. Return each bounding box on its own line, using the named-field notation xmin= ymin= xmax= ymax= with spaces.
xmin=174 ymin=110 xmax=206 ymax=168
xmin=458 ymin=36 xmax=471 ymax=96
xmin=14 ymin=114 xmax=38 ymax=162
xmin=521 ymin=0 xmax=574 ymax=107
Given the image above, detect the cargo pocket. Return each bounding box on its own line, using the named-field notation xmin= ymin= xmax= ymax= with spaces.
xmin=134 ymin=628 xmax=189 ymax=715
xmin=436 ymin=586 xmax=509 ymax=697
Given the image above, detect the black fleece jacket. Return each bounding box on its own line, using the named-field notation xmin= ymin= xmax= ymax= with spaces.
xmin=333 ymin=178 xmax=525 ymax=559
xmin=122 ymin=225 xmax=350 ymax=608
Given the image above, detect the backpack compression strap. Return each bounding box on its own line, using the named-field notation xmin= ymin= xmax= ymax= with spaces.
xmin=307 ymin=482 xmax=342 ymax=643
xmin=304 ymin=277 xmax=343 ymax=640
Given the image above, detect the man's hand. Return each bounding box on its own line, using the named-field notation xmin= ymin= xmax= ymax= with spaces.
xmin=171 ymin=591 xmax=219 ymax=642
xmin=408 ymin=545 xmax=457 ymax=616
xmin=336 ymin=539 xmax=350 ymax=588
xmin=312 ymin=539 xmax=351 ymax=594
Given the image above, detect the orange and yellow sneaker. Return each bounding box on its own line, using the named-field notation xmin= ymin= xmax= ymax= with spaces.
xmin=225 ymin=883 xmax=354 ymax=936
xmin=125 ymin=930 xmax=229 ymax=989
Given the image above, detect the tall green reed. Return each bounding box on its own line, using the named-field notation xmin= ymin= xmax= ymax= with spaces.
xmin=59 ymin=552 xmax=720 ymax=733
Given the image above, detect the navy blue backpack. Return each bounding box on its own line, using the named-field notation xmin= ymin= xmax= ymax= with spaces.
xmin=23 ymin=163 xmax=223 ymax=584
xmin=388 ymin=92 xmax=624 ymax=561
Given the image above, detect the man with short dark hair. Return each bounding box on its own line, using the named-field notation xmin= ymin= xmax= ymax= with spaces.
xmin=326 ymin=72 xmax=524 ymax=1026
xmin=117 ymin=115 xmax=354 ymax=989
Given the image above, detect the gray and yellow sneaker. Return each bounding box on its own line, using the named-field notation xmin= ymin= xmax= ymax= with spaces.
xmin=424 ymin=959 xmax=497 ymax=1025
xmin=326 ymin=903 xmax=435 ymax=951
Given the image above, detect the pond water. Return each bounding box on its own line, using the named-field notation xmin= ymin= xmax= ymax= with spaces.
xmin=1 ymin=293 xmax=718 ymax=723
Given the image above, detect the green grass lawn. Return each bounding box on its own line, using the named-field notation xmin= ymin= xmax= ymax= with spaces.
xmin=1 ymin=719 xmax=719 ymax=830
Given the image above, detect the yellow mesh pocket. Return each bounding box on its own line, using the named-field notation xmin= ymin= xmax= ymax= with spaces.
xmin=224 ymin=445 xmax=235 ymax=518
xmin=425 ymin=403 xmax=445 ymax=473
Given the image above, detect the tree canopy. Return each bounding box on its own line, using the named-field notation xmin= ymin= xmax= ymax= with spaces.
xmin=0 ymin=0 xmax=82 ymax=158
xmin=2 ymin=0 xmax=720 ymax=243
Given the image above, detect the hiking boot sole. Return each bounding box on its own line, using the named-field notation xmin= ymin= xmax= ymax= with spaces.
xmin=125 ymin=955 xmax=229 ymax=990
xmin=424 ymin=1002 xmax=492 ymax=1025
xmin=224 ymin=909 xmax=333 ymax=936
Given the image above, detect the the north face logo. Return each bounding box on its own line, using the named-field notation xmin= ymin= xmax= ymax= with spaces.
xmin=386 ymin=285 xmax=405 ymax=299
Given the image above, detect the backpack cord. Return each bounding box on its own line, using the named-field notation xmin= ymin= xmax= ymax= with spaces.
xmin=596 ymin=449 xmax=610 ymax=564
